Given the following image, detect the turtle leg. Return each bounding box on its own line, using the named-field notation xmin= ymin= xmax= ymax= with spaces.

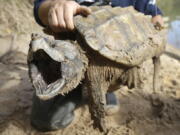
xmin=86 ymin=76 xmax=107 ymax=132
xmin=150 ymin=56 xmax=164 ymax=108
xmin=88 ymin=81 xmax=107 ymax=132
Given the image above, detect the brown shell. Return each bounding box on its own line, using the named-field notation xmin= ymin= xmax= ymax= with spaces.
xmin=74 ymin=6 xmax=166 ymax=66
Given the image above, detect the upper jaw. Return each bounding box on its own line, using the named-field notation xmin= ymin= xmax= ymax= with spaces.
xmin=30 ymin=35 xmax=65 ymax=62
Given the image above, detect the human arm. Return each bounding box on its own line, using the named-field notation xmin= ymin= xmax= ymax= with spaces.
xmin=34 ymin=0 xmax=91 ymax=32
xmin=151 ymin=15 xmax=164 ymax=27
xmin=143 ymin=0 xmax=164 ymax=26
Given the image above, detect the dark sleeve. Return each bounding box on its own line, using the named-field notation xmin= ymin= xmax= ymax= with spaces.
xmin=135 ymin=0 xmax=163 ymax=16
xmin=34 ymin=0 xmax=46 ymax=27
xmin=145 ymin=0 xmax=162 ymax=16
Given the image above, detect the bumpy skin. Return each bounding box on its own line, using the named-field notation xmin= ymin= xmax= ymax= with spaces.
xmin=28 ymin=6 xmax=166 ymax=133
xmin=74 ymin=7 xmax=165 ymax=132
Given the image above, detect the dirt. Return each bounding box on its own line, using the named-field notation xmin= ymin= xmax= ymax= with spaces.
xmin=0 ymin=0 xmax=180 ymax=135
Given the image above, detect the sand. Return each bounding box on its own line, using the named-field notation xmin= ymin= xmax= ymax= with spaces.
xmin=0 ymin=1 xmax=180 ymax=135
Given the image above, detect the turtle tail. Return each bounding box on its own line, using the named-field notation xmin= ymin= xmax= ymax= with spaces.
xmin=152 ymin=56 xmax=161 ymax=93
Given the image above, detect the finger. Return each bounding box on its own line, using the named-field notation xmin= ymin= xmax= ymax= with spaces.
xmin=76 ymin=6 xmax=91 ymax=16
xmin=64 ymin=5 xmax=74 ymax=30
xmin=56 ymin=6 xmax=66 ymax=30
xmin=152 ymin=15 xmax=164 ymax=26
xmin=48 ymin=9 xmax=59 ymax=32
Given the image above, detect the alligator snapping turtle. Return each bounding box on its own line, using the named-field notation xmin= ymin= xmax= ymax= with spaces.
xmin=28 ymin=6 xmax=166 ymax=132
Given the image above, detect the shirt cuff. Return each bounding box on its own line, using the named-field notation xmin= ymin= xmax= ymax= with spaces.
xmin=145 ymin=4 xmax=163 ymax=17
xmin=34 ymin=0 xmax=46 ymax=27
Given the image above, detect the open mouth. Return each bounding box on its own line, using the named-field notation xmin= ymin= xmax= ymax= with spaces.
xmin=29 ymin=49 xmax=66 ymax=100
xmin=28 ymin=34 xmax=86 ymax=100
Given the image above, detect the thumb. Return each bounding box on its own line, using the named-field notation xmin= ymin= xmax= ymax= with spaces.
xmin=76 ymin=6 xmax=91 ymax=16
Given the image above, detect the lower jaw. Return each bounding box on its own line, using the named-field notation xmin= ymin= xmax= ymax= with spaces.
xmin=36 ymin=78 xmax=66 ymax=100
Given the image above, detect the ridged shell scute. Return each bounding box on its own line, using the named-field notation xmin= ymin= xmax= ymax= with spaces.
xmin=74 ymin=6 xmax=166 ymax=66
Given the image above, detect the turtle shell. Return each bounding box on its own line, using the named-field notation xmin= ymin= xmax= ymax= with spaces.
xmin=74 ymin=6 xmax=166 ymax=66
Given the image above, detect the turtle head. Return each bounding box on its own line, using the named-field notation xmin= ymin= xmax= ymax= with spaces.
xmin=28 ymin=33 xmax=87 ymax=100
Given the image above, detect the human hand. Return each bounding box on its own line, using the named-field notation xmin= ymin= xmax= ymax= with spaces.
xmin=48 ymin=0 xmax=91 ymax=32
xmin=152 ymin=15 xmax=164 ymax=27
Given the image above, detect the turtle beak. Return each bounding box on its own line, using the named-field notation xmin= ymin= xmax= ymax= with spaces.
xmin=28 ymin=34 xmax=86 ymax=100
xmin=30 ymin=34 xmax=65 ymax=62
xmin=28 ymin=48 xmax=66 ymax=100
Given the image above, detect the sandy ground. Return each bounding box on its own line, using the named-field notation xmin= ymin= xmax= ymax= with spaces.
xmin=0 ymin=1 xmax=180 ymax=135
xmin=1 ymin=51 xmax=180 ymax=135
